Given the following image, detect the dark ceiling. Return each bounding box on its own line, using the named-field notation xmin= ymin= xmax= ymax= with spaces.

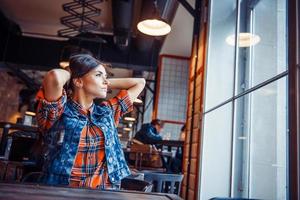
xmin=0 ymin=0 xmax=179 ymax=72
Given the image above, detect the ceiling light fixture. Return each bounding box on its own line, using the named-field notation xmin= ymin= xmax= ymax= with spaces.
xmin=137 ymin=0 xmax=171 ymax=36
xmin=124 ymin=117 xmax=136 ymax=122
xmin=226 ymin=32 xmax=261 ymax=47
xmin=25 ymin=111 xmax=36 ymax=116
xmin=123 ymin=127 xmax=132 ymax=132
xmin=59 ymin=61 xmax=69 ymax=68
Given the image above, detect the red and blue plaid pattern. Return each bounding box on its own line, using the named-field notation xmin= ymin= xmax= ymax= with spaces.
xmin=36 ymin=88 xmax=133 ymax=189
xmin=36 ymin=89 xmax=67 ymax=132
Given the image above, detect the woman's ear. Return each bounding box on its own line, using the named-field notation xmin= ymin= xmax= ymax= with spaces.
xmin=73 ymin=78 xmax=83 ymax=88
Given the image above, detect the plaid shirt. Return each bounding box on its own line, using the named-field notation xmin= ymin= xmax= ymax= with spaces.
xmin=36 ymin=89 xmax=133 ymax=189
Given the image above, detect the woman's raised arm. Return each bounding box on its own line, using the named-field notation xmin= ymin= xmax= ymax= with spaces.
xmin=108 ymin=78 xmax=146 ymax=103
xmin=43 ymin=69 xmax=71 ymax=101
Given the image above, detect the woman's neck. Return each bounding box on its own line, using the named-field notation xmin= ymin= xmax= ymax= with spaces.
xmin=72 ymin=91 xmax=94 ymax=111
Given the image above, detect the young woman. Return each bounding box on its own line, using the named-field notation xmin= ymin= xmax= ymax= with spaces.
xmin=36 ymin=54 xmax=145 ymax=189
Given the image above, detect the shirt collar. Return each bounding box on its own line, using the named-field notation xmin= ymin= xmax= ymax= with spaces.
xmin=69 ymin=99 xmax=94 ymax=116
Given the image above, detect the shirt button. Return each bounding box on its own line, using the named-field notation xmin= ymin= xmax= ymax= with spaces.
xmin=109 ymin=157 xmax=113 ymax=163
xmin=111 ymin=177 xmax=114 ymax=181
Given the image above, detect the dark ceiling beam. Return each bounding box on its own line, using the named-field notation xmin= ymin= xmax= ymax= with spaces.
xmin=161 ymin=0 xmax=180 ymax=23
xmin=0 ymin=33 xmax=158 ymax=71
xmin=1 ymin=34 xmax=64 ymax=69
xmin=145 ymin=82 xmax=154 ymax=94
xmin=109 ymin=62 xmax=155 ymax=72
xmin=177 ymin=0 xmax=196 ymax=17
xmin=0 ymin=9 xmax=157 ymax=71
xmin=0 ymin=60 xmax=153 ymax=73
xmin=0 ymin=10 xmax=21 ymax=34
xmin=0 ymin=62 xmax=53 ymax=71
xmin=0 ymin=0 xmax=180 ymax=72
xmin=0 ymin=10 xmax=21 ymax=62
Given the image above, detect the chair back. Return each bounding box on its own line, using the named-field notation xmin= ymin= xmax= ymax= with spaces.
xmin=143 ymin=172 xmax=184 ymax=194
xmin=130 ymin=143 xmax=152 ymax=153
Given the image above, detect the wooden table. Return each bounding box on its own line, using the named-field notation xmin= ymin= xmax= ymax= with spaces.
xmin=123 ymin=148 xmax=173 ymax=157
xmin=155 ymin=140 xmax=184 ymax=151
xmin=155 ymin=140 xmax=184 ymax=169
xmin=0 ymin=183 xmax=182 ymax=200
xmin=123 ymin=148 xmax=173 ymax=170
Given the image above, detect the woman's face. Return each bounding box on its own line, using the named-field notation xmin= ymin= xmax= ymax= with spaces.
xmin=80 ymin=64 xmax=109 ymax=99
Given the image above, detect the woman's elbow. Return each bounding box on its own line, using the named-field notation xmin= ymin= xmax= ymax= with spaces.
xmin=44 ymin=69 xmax=69 ymax=88
xmin=44 ymin=70 xmax=61 ymax=86
xmin=139 ymin=78 xmax=146 ymax=87
xmin=137 ymin=78 xmax=146 ymax=93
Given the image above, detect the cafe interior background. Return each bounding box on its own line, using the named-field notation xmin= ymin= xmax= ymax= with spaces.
xmin=0 ymin=0 xmax=299 ymax=199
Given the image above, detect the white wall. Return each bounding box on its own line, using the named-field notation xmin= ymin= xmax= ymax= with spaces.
xmin=160 ymin=0 xmax=194 ymax=57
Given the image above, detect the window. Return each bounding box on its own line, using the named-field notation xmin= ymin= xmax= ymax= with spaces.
xmin=204 ymin=0 xmax=237 ymax=111
xmin=200 ymin=0 xmax=288 ymax=199
xmin=232 ymin=77 xmax=287 ymax=199
xmin=200 ymin=103 xmax=233 ymax=199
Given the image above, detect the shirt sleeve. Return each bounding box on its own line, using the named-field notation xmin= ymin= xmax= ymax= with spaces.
xmin=146 ymin=131 xmax=163 ymax=143
xmin=102 ymin=90 xmax=133 ymax=126
xmin=35 ymin=87 xmax=67 ymax=132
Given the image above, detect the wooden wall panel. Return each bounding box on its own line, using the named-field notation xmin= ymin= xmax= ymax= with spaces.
xmin=181 ymin=0 xmax=208 ymax=199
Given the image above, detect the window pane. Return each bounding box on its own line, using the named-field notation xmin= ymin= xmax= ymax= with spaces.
xmin=200 ymin=103 xmax=233 ymax=199
xmin=204 ymin=0 xmax=237 ymax=111
xmin=159 ymin=123 xmax=183 ymax=141
xmin=157 ymin=57 xmax=189 ymax=122
xmin=235 ymin=0 xmax=287 ymax=95
xmin=232 ymin=77 xmax=287 ymax=199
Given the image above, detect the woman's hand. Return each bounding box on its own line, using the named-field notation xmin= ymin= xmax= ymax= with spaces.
xmin=43 ymin=69 xmax=71 ymax=101
xmin=107 ymin=78 xmax=146 ymax=103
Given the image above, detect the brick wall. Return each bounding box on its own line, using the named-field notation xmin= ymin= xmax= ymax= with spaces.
xmin=0 ymin=69 xmax=24 ymax=123
xmin=181 ymin=4 xmax=208 ymax=199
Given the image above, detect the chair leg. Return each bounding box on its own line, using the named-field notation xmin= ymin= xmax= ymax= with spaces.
xmin=157 ymin=180 xmax=163 ymax=193
xmin=170 ymin=181 xmax=175 ymax=194
xmin=139 ymin=153 xmax=143 ymax=170
xmin=134 ymin=153 xmax=138 ymax=169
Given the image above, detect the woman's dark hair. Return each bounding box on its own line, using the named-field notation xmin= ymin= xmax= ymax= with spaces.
xmin=151 ymin=119 xmax=164 ymax=128
xmin=69 ymin=54 xmax=106 ymax=78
